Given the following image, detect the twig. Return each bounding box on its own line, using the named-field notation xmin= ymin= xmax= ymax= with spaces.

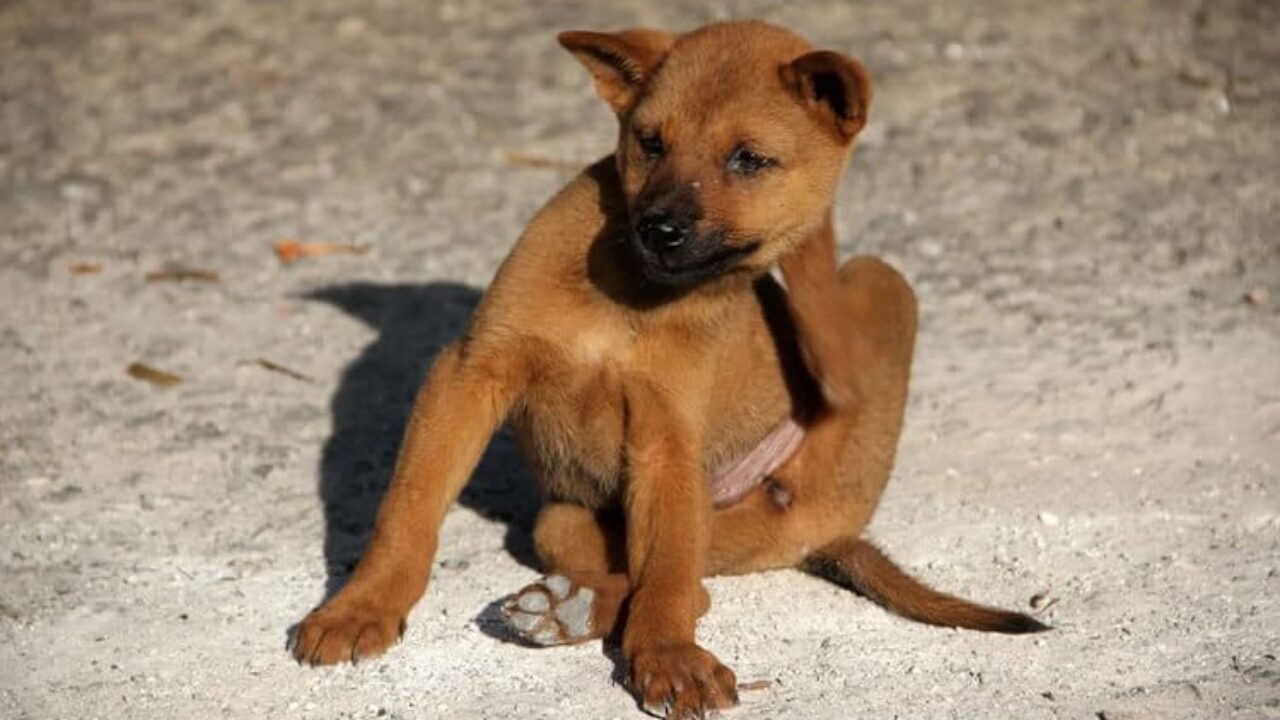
xmin=145 ymin=268 xmax=221 ymax=283
xmin=240 ymin=358 xmax=314 ymax=383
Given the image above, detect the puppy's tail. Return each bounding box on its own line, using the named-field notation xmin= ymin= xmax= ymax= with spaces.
xmin=800 ymin=537 xmax=1050 ymax=634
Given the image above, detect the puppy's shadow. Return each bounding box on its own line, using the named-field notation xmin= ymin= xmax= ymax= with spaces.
xmin=306 ymin=281 xmax=542 ymax=602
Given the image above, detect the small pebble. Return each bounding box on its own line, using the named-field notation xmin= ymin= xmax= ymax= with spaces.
xmin=1039 ymin=511 xmax=1060 ymax=526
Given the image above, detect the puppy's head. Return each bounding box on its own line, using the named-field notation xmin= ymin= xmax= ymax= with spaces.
xmin=560 ymin=21 xmax=870 ymax=288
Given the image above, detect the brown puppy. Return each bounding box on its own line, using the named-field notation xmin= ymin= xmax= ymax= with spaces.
xmin=292 ymin=20 xmax=1046 ymax=718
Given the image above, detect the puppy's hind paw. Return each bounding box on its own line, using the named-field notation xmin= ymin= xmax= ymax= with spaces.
xmin=501 ymin=574 xmax=599 ymax=646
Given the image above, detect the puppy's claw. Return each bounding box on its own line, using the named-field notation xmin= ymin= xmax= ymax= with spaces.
xmin=641 ymin=698 xmax=673 ymax=719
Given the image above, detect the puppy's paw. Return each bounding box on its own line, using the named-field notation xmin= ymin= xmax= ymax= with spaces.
xmin=291 ymin=600 xmax=404 ymax=666
xmin=630 ymin=643 xmax=738 ymax=719
xmin=502 ymin=574 xmax=599 ymax=646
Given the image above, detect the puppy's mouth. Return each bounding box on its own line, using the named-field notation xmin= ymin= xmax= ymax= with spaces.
xmin=629 ymin=232 xmax=761 ymax=288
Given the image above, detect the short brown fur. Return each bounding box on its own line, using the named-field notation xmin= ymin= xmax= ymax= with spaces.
xmin=293 ymin=20 xmax=1045 ymax=718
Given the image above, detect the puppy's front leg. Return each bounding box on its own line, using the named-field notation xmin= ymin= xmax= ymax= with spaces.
xmin=293 ymin=341 xmax=523 ymax=665
xmin=622 ymin=376 xmax=739 ymax=717
xmin=778 ymin=212 xmax=858 ymax=409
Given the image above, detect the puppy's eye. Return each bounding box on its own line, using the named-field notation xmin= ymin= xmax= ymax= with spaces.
xmin=635 ymin=130 xmax=665 ymax=160
xmin=726 ymin=145 xmax=774 ymax=177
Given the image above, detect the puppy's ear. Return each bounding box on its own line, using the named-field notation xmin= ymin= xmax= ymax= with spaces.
xmin=558 ymin=29 xmax=675 ymax=113
xmin=781 ymin=50 xmax=872 ymax=141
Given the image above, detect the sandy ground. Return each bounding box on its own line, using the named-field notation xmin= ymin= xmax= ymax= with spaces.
xmin=2 ymin=0 xmax=1278 ymax=718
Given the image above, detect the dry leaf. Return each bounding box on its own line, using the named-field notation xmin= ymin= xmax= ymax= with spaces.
xmin=69 ymin=262 xmax=103 ymax=275
xmin=504 ymin=151 xmax=580 ymax=170
xmin=275 ymin=239 xmax=371 ymax=265
xmin=126 ymin=362 xmax=183 ymax=387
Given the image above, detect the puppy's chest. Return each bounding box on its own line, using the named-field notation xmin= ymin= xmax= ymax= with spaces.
xmin=513 ymin=334 xmax=632 ymax=501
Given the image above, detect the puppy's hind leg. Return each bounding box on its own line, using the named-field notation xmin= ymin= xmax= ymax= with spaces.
xmin=503 ymin=503 xmax=634 ymax=646
xmin=708 ymin=252 xmax=920 ymax=575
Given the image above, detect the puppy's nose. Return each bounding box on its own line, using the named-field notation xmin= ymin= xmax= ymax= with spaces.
xmin=635 ymin=211 xmax=691 ymax=253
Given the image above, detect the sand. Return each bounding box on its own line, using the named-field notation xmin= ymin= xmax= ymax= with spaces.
xmin=1 ymin=0 xmax=1277 ymax=717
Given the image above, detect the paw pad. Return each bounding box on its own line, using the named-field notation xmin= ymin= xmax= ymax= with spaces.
xmin=502 ymin=575 xmax=597 ymax=646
